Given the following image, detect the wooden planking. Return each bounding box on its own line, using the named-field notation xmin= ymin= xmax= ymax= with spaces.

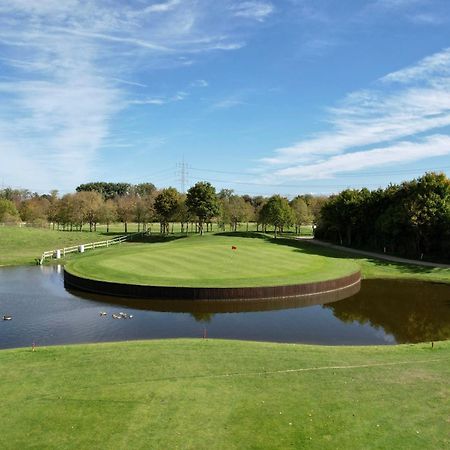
xmin=64 ymin=269 xmax=361 ymax=301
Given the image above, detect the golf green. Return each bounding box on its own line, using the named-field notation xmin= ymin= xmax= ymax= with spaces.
xmin=65 ymin=234 xmax=359 ymax=288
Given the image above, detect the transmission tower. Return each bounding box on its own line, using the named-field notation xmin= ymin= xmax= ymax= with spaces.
xmin=176 ymin=157 xmax=189 ymax=193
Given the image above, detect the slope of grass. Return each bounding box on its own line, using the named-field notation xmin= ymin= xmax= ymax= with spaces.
xmin=0 ymin=226 xmax=129 ymax=266
xmin=295 ymin=239 xmax=450 ymax=284
xmin=0 ymin=339 xmax=448 ymax=450
xmin=65 ymin=234 xmax=358 ymax=287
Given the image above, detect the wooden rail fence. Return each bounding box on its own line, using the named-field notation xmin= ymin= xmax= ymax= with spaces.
xmin=38 ymin=232 xmax=146 ymax=265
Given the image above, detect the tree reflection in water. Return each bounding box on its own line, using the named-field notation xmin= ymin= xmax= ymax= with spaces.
xmin=324 ymin=279 xmax=450 ymax=343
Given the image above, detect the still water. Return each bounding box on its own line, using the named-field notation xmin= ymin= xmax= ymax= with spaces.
xmin=0 ymin=266 xmax=449 ymax=349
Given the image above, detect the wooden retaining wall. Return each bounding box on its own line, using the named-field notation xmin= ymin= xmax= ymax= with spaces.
xmin=64 ymin=269 xmax=361 ymax=301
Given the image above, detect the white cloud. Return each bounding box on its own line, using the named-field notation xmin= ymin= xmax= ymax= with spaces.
xmin=276 ymin=135 xmax=450 ymax=179
xmin=191 ymin=79 xmax=209 ymax=88
xmin=0 ymin=0 xmax=266 ymax=191
xmin=129 ymin=0 xmax=181 ymax=16
xmin=232 ymin=1 xmax=274 ymax=21
xmin=263 ymin=47 xmax=450 ymax=177
xmin=212 ymin=97 xmax=245 ymax=110
xmin=381 ymin=47 xmax=450 ymax=84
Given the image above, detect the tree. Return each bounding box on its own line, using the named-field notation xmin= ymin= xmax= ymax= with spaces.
xmin=291 ymin=197 xmax=313 ymax=234
xmin=259 ymin=195 xmax=294 ymax=238
xmin=135 ymin=193 xmax=155 ymax=232
xmin=73 ymin=191 xmax=103 ymax=232
xmin=186 ymin=182 xmax=219 ymax=235
xmin=227 ymin=195 xmax=250 ymax=231
xmin=19 ymin=196 xmax=50 ymax=224
xmin=133 ymin=183 xmax=157 ymax=198
xmin=0 ymin=199 xmax=20 ymax=223
xmin=76 ymin=182 xmax=131 ymax=200
xmin=174 ymin=194 xmax=192 ymax=233
xmin=116 ymin=195 xmax=136 ymax=233
xmin=154 ymin=187 xmax=180 ymax=234
xmin=98 ymin=199 xmax=117 ymax=233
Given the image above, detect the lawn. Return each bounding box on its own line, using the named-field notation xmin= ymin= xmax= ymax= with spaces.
xmin=0 ymin=226 xmax=125 ymax=266
xmin=65 ymin=232 xmax=450 ymax=287
xmin=0 ymin=339 xmax=448 ymax=450
xmin=295 ymin=239 xmax=450 ymax=284
xmin=65 ymin=233 xmax=359 ymax=287
xmin=0 ymin=225 xmax=312 ymax=267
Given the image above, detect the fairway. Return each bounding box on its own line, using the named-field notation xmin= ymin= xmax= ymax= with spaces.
xmin=0 ymin=339 xmax=448 ymax=450
xmin=65 ymin=234 xmax=358 ymax=287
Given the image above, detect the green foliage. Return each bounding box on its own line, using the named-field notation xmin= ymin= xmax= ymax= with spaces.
xmin=76 ymin=182 xmax=131 ymax=199
xmin=0 ymin=198 xmax=20 ymax=222
xmin=154 ymin=187 xmax=180 ymax=233
xmin=259 ymin=195 xmax=294 ymax=237
xmin=290 ymin=197 xmax=313 ymax=232
xmin=318 ymin=172 xmax=450 ymax=260
xmin=219 ymin=195 xmax=254 ymax=231
xmin=133 ymin=182 xmax=157 ymax=197
xmin=186 ymin=181 xmax=220 ymax=234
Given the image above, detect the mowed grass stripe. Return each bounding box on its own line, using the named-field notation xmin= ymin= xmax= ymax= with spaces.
xmin=66 ymin=234 xmax=358 ymax=287
xmin=1 ymin=339 xmax=449 ymax=449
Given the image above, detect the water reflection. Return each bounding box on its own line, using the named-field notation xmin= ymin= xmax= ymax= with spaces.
xmin=65 ymin=280 xmax=360 ymax=317
xmin=0 ymin=266 xmax=449 ymax=348
xmin=325 ymin=279 xmax=450 ymax=343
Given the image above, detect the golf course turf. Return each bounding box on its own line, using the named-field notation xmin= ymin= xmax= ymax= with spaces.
xmin=3 ymin=229 xmax=450 ymax=449
xmin=0 ymin=339 xmax=449 ymax=449
xmin=65 ymin=233 xmax=359 ymax=288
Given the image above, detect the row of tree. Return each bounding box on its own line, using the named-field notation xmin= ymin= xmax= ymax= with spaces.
xmin=0 ymin=182 xmax=324 ymax=235
xmin=3 ymin=172 xmax=448 ymax=259
xmin=316 ymin=172 xmax=450 ymax=260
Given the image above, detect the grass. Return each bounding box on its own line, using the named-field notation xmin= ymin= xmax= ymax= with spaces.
xmin=0 ymin=226 xmax=125 ymax=266
xmin=65 ymin=233 xmax=358 ymax=287
xmin=295 ymin=239 xmax=450 ymax=284
xmin=0 ymin=339 xmax=448 ymax=450
xmin=0 ymin=224 xmax=313 ymax=267
xmin=65 ymin=232 xmax=450 ymax=286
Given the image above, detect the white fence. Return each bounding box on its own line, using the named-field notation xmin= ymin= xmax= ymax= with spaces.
xmin=39 ymin=232 xmax=145 ymax=265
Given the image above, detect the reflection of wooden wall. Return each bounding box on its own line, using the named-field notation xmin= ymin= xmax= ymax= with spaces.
xmin=64 ymin=269 xmax=361 ymax=301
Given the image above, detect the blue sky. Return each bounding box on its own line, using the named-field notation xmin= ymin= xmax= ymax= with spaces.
xmin=1 ymin=0 xmax=450 ymax=196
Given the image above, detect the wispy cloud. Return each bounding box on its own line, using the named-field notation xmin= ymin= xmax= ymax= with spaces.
xmin=130 ymin=91 xmax=189 ymax=106
xmin=276 ymin=135 xmax=450 ymax=179
xmin=0 ymin=0 xmax=271 ymax=191
xmin=231 ymin=1 xmax=274 ymax=22
xmin=365 ymin=0 xmax=448 ymax=25
xmin=381 ymin=47 xmax=450 ymax=83
xmin=263 ymin=47 xmax=450 ymax=178
xmin=191 ymin=79 xmax=209 ymax=88
xmin=211 ymin=97 xmax=245 ymax=110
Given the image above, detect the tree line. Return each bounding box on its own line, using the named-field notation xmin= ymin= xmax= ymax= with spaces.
xmin=316 ymin=172 xmax=450 ymax=260
xmin=3 ymin=171 xmax=447 ymax=260
xmin=0 ymin=182 xmax=324 ymax=235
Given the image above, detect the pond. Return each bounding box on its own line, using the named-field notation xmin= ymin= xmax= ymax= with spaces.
xmin=0 ymin=266 xmax=449 ymax=349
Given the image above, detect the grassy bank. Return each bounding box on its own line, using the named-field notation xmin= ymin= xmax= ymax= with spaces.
xmin=65 ymin=234 xmax=358 ymax=287
xmin=2 ymin=227 xmax=450 ymax=286
xmin=65 ymin=233 xmax=450 ymax=286
xmin=0 ymin=339 xmax=448 ymax=449
xmin=0 ymin=227 xmax=125 ymax=266
xmin=0 ymin=225 xmax=312 ymax=267
xmin=296 ymin=240 xmax=450 ymax=284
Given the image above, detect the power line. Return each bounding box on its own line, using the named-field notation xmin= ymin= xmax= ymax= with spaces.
xmin=190 ymin=165 xmax=450 ymax=179
xmin=188 ymin=175 xmax=391 ymax=189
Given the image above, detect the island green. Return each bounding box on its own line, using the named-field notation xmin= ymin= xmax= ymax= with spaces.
xmin=65 ymin=234 xmax=359 ymax=287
